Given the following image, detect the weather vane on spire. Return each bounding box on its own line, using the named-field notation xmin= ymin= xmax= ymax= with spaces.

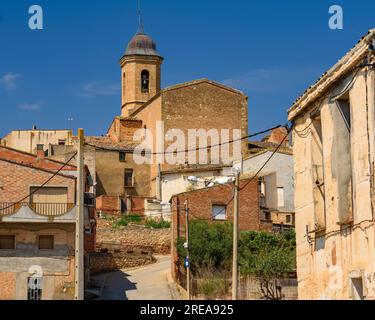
xmin=137 ymin=0 xmax=145 ymax=34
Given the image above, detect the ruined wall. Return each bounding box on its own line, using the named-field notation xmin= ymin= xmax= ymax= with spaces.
xmin=292 ymin=68 xmax=375 ymax=300
xmin=0 ymin=130 xmax=72 ymax=155
xmin=97 ymin=219 xmax=171 ymax=255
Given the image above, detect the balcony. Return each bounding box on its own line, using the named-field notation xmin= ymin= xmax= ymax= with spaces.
xmin=30 ymin=203 xmax=75 ymax=216
xmin=0 ymin=203 xmax=75 ymax=217
xmin=0 ymin=203 xmax=21 ymax=216
xmin=0 ymin=202 xmax=77 ymax=224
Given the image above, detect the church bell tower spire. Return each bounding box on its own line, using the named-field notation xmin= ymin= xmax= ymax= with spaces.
xmin=119 ymin=1 xmax=164 ymax=117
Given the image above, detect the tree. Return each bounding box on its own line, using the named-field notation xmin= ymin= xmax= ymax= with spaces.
xmin=176 ymin=221 xmax=296 ymax=300
xmin=239 ymin=230 xmax=296 ymax=300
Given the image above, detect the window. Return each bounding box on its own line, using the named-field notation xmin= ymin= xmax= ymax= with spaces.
xmin=58 ymin=139 xmax=66 ymax=146
xmin=350 ymin=277 xmax=364 ymax=300
xmin=124 ymin=169 xmax=134 ymax=187
xmin=334 ymin=96 xmax=353 ymax=224
xmin=36 ymin=144 xmax=44 ymax=151
xmin=264 ymin=212 xmax=271 ymax=221
xmin=212 ymin=205 xmax=226 ymax=221
xmin=38 ymin=235 xmax=54 ymax=250
xmin=141 ymin=70 xmax=150 ymax=93
xmin=122 ymin=72 xmax=126 ymax=100
xmin=0 ymin=235 xmax=15 ymax=250
xmin=28 ymin=277 xmax=42 ymax=300
xmin=277 ymin=187 xmax=285 ymax=208
xmin=311 ymin=114 xmax=326 ymax=230
xmin=286 ymin=215 xmax=291 ymax=224
xmin=119 ymin=152 xmax=126 ymax=162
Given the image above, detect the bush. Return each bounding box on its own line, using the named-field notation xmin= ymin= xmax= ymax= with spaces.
xmin=145 ymin=218 xmax=171 ymax=229
xmin=176 ymin=220 xmax=233 ymax=274
xmin=176 ymin=220 xmax=296 ymax=277
xmin=197 ymin=276 xmax=227 ymax=299
xmin=113 ymin=215 xmax=142 ymax=227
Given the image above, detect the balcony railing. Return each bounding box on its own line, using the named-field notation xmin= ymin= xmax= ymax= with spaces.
xmin=0 ymin=203 xmax=21 ymax=216
xmin=0 ymin=202 xmax=75 ymax=217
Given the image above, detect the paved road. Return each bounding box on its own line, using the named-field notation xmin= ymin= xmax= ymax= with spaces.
xmin=97 ymin=255 xmax=173 ymax=300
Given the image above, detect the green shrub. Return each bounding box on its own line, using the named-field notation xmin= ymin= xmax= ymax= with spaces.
xmin=113 ymin=215 xmax=142 ymax=227
xmin=176 ymin=220 xmax=233 ymax=273
xmin=145 ymin=218 xmax=171 ymax=229
xmin=198 ymin=277 xmax=226 ymax=299
xmin=176 ymin=220 xmax=296 ymax=278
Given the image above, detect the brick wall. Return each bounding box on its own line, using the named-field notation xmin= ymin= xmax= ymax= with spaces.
xmin=0 ymin=159 xmax=76 ymax=204
xmin=266 ymin=127 xmax=289 ymax=145
xmin=96 ymin=195 xmax=120 ymax=213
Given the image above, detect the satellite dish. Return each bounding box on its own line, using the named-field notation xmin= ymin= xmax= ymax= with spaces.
xmin=187 ymin=176 xmax=198 ymax=183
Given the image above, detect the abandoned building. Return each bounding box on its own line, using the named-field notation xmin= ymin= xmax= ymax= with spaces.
xmin=288 ymin=29 xmax=375 ymax=300
xmin=233 ymin=127 xmax=295 ymax=232
xmin=0 ymin=146 xmax=96 ymax=300
xmin=0 ymin=129 xmax=73 ymax=155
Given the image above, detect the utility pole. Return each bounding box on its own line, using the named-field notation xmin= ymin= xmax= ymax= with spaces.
xmin=185 ymin=200 xmax=191 ymax=300
xmin=232 ymin=171 xmax=240 ymax=300
xmin=157 ymin=163 xmax=162 ymax=201
xmin=75 ymin=128 xmax=84 ymax=300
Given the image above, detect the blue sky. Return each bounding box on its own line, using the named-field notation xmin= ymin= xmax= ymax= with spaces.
xmin=0 ymin=0 xmax=374 ymax=137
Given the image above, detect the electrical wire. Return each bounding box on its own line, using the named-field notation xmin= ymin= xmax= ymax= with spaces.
xmin=239 ymin=124 xmax=293 ymax=192
xmin=0 ymin=152 xmax=77 ymax=214
xmin=183 ymin=124 xmax=293 ymax=221
xmin=84 ymin=124 xmax=284 ymax=155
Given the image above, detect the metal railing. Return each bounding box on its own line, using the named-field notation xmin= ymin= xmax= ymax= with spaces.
xmin=0 ymin=202 xmax=75 ymax=217
xmin=30 ymin=203 xmax=75 ymax=216
xmin=0 ymin=203 xmax=20 ymax=216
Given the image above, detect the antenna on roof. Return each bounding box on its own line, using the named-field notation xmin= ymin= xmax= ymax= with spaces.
xmin=137 ymin=0 xmax=145 ymax=34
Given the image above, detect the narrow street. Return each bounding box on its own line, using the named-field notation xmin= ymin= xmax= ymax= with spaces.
xmin=95 ymin=255 xmax=173 ymax=300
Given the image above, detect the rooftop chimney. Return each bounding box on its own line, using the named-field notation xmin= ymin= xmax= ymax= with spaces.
xmin=36 ymin=144 xmax=45 ymax=159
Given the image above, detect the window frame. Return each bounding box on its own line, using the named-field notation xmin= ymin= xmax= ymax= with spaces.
xmin=212 ymin=204 xmax=227 ymax=221
xmin=38 ymin=235 xmax=54 ymax=250
xmin=124 ymin=169 xmax=134 ymax=188
xmin=119 ymin=152 xmax=126 ymax=162
xmin=0 ymin=235 xmax=16 ymax=250
xmin=141 ymin=70 xmax=150 ymax=93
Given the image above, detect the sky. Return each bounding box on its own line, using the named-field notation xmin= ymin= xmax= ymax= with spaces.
xmin=0 ymin=0 xmax=374 ymax=137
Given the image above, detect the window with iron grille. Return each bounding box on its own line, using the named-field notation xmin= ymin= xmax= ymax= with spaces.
xmin=0 ymin=235 xmax=15 ymax=250
xmin=28 ymin=277 xmax=42 ymax=300
xmin=38 ymin=235 xmax=54 ymax=250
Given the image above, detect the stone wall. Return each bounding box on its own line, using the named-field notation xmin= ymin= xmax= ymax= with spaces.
xmin=97 ymin=219 xmax=171 ymax=255
xmin=89 ymin=251 xmax=155 ymax=275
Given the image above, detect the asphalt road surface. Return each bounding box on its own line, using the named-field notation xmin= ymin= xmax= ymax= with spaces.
xmin=97 ymin=255 xmax=173 ymax=300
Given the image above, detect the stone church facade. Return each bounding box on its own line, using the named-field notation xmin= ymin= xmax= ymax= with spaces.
xmin=90 ymin=24 xmax=249 ymax=212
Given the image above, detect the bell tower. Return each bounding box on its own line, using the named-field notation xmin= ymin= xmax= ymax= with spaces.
xmin=120 ymin=13 xmax=163 ymax=117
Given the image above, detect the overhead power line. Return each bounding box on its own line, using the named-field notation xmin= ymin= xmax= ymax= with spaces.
xmin=84 ymin=124 xmax=285 ymax=155
xmin=185 ymin=124 xmax=293 ymax=221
